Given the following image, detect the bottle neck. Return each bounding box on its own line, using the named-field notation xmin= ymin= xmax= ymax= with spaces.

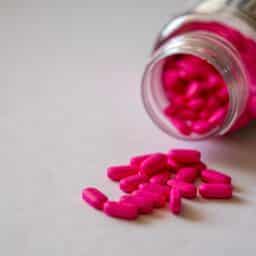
xmin=142 ymin=31 xmax=249 ymax=140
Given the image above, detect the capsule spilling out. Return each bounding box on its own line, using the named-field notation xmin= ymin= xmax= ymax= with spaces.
xmin=167 ymin=179 xmax=197 ymax=199
xmin=140 ymin=153 xmax=167 ymax=177
xmin=120 ymin=195 xmax=153 ymax=214
xmin=175 ymin=167 xmax=199 ymax=183
xmin=199 ymin=183 xmax=233 ymax=199
xmin=169 ymin=188 xmax=182 ymax=215
xmin=107 ymin=165 xmax=138 ymax=181
xmin=82 ymin=148 xmax=234 ymax=221
xmin=168 ymin=149 xmax=201 ymax=164
xmin=201 ymin=169 xmax=232 ymax=184
xmin=134 ymin=190 xmax=167 ymax=208
xmin=167 ymin=157 xmax=181 ymax=172
xmin=120 ymin=174 xmax=148 ymax=193
xmin=130 ymin=154 xmax=152 ymax=168
xmin=150 ymin=171 xmax=171 ymax=185
xmin=82 ymin=187 xmax=108 ymax=210
xmin=139 ymin=183 xmax=170 ymax=199
xmin=103 ymin=201 xmax=138 ymax=220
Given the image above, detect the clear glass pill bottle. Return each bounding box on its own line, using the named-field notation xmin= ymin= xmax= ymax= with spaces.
xmin=142 ymin=0 xmax=256 ymax=140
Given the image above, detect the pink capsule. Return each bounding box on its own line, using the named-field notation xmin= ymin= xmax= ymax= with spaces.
xmin=167 ymin=179 xmax=197 ymax=199
xmin=168 ymin=149 xmax=201 ymax=164
xmin=164 ymin=104 xmax=178 ymax=117
xmin=178 ymin=109 xmax=197 ymax=121
xmin=216 ymin=87 xmax=229 ymax=103
xmin=178 ymin=66 xmax=198 ymax=80
xmin=139 ymin=183 xmax=170 ymax=199
xmin=192 ymin=120 xmax=213 ymax=134
xmin=208 ymin=107 xmax=227 ymax=126
xmin=169 ymin=188 xmax=182 ymax=215
xmin=104 ymin=201 xmax=138 ymax=220
xmin=186 ymin=81 xmax=201 ymax=98
xmin=206 ymin=96 xmax=220 ymax=110
xmin=176 ymin=55 xmax=202 ymax=72
xmin=82 ymin=187 xmax=108 ymax=210
xmin=201 ymin=169 xmax=232 ymax=184
xmin=120 ymin=195 xmax=153 ymax=214
xmin=134 ymin=190 xmax=166 ymax=208
xmin=150 ymin=172 xmax=171 ymax=185
xmin=120 ymin=174 xmax=148 ymax=193
xmin=199 ymin=183 xmax=233 ymax=199
xmin=206 ymin=74 xmax=222 ymax=90
xmin=199 ymin=110 xmax=212 ymax=120
xmin=189 ymin=161 xmax=207 ymax=172
xmin=163 ymin=70 xmax=180 ymax=90
xmin=175 ymin=167 xmax=199 ymax=183
xmin=167 ymin=156 xmax=181 ymax=172
xmin=130 ymin=154 xmax=152 ymax=168
xmin=140 ymin=153 xmax=167 ymax=177
xmin=187 ymin=98 xmax=205 ymax=111
xmin=107 ymin=165 xmax=138 ymax=181
xmin=170 ymin=118 xmax=192 ymax=136
xmin=172 ymin=95 xmax=188 ymax=107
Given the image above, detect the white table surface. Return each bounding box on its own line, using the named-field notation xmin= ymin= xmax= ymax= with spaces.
xmin=1 ymin=1 xmax=256 ymax=255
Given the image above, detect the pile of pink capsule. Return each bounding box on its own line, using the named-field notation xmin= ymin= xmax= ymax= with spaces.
xmin=174 ymin=21 xmax=256 ymax=131
xmin=82 ymin=149 xmax=233 ymax=220
xmin=163 ymin=54 xmax=229 ymax=136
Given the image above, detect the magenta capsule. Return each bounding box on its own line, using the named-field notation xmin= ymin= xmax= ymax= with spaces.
xmin=139 ymin=183 xmax=170 ymax=199
xmin=140 ymin=153 xmax=167 ymax=177
xmin=199 ymin=183 xmax=233 ymax=199
xmin=130 ymin=154 xmax=152 ymax=168
xmin=150 ymin=172 xmax=171 ymax=185
xmin=175 ymin=167 xmax=199 ymax=183
xmin=104 ymin=201 xmax=138 ymax=220
xmin=172 ymin=95 xmax=188 ymax=106
xmin=169 ymin=188 xmax=182 ymax=215
xmin=178 ymin=66 xmax=197 ymax=80
xmin=167 ymin=156 xmax=181 ymax=172
xmin=192 ymin=120 xmax=213 ymax=134
xmin=208 ymin=107 xmax=227 ymax=126
xmin=163 ymin=70 xmax=180 ymax=90
xmin=199 ymin=110 xmax=212 ymax=120
xmin=189 ymin=162 xmax=207 ymax=173
xmin=206 ymin=96 xmax=220 ymax=110
xmin=216 ymin=87 xmax=229 ymax=103
xmin=164 ymin=104 xmax=178 ymax=117
xmin=178 ymin=109 xmax=197 ymax=121
xmin=120 ymin=195 xmax=153 ymax=214
xmin=187 ymin=98 xmax=205 ymax=111
xmin=167 ymin=180 xmax=197 ymax=199
xmin=107 ymin=165 xmax=138 ymax=181
xmin=201 ymin=169 xmax=232 ymax=184
xmin=82 ymin=187 xmax=108 ymax=210
xmin=168 ymin=149 xmax=201 ymax=164
xmin=120 ymin=174 xmax=148 ymax=193
xmin=134 ymin=190 xmax=166 ymax=208
xmin=206 ymin=74 xmax=222 ymax=90
xmin=186 ymin=81 xmax=201 ymax=98
xmin=170 ymin=118 xmax=192 ymax=136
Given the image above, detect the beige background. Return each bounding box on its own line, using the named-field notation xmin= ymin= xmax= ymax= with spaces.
xmin=1 ymin=1 xmax=256 ymax=255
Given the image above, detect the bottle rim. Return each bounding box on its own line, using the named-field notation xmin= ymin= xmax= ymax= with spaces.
xmin=141 ymin=31 xmax=249 ymax=140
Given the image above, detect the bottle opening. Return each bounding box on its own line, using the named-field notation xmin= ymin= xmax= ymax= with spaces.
xmin=142 ymin=32 xmax=249 ymax=140
xmin=162 ymin=54 xmax=229 ymax=137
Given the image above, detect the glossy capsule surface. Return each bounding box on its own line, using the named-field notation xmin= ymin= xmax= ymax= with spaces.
xmin=82 ymin=187 xmax=108 ymax=210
